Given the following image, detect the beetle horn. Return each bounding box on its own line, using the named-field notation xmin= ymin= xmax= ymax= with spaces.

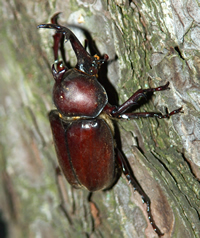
xmin=38 ymin=24 xmax=100 ymax=75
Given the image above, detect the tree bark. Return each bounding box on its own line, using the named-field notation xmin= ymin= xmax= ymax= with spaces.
xmin=0 ymin=0 xmax=199 ymax=238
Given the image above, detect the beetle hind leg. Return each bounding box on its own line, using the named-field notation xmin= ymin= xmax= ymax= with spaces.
xmin=116 ymin=149 xmax=164 ymax=237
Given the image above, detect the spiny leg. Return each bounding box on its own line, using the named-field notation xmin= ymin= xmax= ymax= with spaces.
xmin=116 ymin=149 xmax=164 ymax=237
xmin=51 ymin=13 xmax=67 ymax=72
xmin=118 ymin=107 xmax=183 ymax=120
xmin=109 ymin=82 xmax=183 ymax=119
xmin=111 ymin=82 xmax=172 ymax=115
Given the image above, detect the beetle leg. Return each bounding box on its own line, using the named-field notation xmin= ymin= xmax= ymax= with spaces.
xmin=111 ymin=82 xmax=170 ymax=116
xmin=108 ymin=82 xmax=183 ymax=119
xmin=87 ymin=193 xmax=101 ymax=229
xmin=51 ymin=13 xmax=62 ymax=63
xmin=117 ymin=107 xmax=183 ymax=120
xmin=50 ymin=13 xmax=67 ymax=72
xmin=116 ymin=149 xmax=164 ymax=237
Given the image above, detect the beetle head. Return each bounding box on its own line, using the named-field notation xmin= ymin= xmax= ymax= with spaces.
xmin=37 ymin=24 xmax=108 ymax=77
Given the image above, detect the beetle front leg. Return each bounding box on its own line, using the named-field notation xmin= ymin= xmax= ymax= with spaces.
xmin=111 ymin=82 xmax=170 ymax=116
xmin=116 ymin=149 xmax=164 ymax=237
xmin=51 ymin=13 xmax=67 ymax=72
xmin=51 ymin=13 xmax=62 ymax=63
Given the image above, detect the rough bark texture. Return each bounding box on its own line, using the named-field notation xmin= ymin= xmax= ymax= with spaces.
xmin=0 ymin=0 xmax=199 ymax=238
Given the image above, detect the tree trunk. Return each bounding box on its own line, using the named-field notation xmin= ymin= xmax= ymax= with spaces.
xmin=0 ymin=0 xmax=199 ymax=238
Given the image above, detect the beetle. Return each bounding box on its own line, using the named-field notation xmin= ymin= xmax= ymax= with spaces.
xmin=37 ymin=13 xmax=182 ymax=237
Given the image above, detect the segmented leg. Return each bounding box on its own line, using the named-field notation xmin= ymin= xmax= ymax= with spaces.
xmin=107 ymin=82 xmax=183 ymax=119
xmin=118 ymin=107 xmax=183 ymax=120
xmin=51 ymin=13 xmax=67 ymax=72
xmin=116 ymin=149 xmax=164 ymax=237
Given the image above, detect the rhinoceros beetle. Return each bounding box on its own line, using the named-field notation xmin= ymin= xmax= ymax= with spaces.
xmin=37 ymin=13 xmax=182 ymax=237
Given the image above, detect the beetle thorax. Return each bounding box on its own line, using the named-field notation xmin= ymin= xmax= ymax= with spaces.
xmin=53 ymin=68 xmax=108 ymax=119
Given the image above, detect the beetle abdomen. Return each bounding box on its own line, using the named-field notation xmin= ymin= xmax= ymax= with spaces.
xmin=66 ymin=118 xmax=115 ymax=191
xmin=49 ymin=110 xmax=115 ymax=192
xmin=53 ymin=69 xmax=108 ymax=118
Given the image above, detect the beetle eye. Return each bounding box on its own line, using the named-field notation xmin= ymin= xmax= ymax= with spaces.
xmin=89 ymin=67 xmax=98 ymax=75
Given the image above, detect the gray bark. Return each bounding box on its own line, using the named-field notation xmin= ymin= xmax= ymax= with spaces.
xmin=0 ymin=0 xmax=199 ymax=238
